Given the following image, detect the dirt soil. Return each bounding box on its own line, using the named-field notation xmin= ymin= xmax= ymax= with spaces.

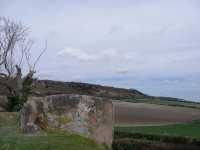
xmin=113 ymin=100 xmax=200 ymax=126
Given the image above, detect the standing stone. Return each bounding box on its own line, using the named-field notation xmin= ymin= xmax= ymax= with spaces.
xmin=40 ymin=94 xmax=114 ymax=148
xmin=19 ymin=97 xmax=44 ymax=133
xmin=19 ymin=94 xmax=114 ymax=148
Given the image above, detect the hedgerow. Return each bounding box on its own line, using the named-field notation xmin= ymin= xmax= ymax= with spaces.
xmin=114 ymin=131 xmax=200 ymax=147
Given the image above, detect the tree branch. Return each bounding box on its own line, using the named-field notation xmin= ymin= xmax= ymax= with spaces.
xmin=33 ymin=39 xmax=47 ymax=71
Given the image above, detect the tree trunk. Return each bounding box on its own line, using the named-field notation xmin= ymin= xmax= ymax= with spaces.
xmin=16 ymin=65 xmax=23 ymax=98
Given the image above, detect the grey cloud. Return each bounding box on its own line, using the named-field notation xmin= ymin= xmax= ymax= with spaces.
xmin=123 ymin=79 xmax=137 ymax=84
xmin=138 ymin=77 xmax=148 ymax=81
xmin=108 ymin=25 xmax=123 ymax=35
xmin=71 ymin=76 xmax=86 ymax=82
xmin=75 ymin=31 xmax=85 ymax=37
xmin=116 ymin=68 xmax=132 ymax=74
xmin=155 ymin=80 xmax=179 ymax=85
xmin=187 ymin=77 xmax=200 ymax=84
xmin=48 ymin=30 xmax=58 ymax=37
xmin=35 ymin=71 xmax=52 ymax=79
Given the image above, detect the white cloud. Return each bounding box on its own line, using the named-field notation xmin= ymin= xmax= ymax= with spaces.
xmin=71 ymin=76 xmax=86 ymax=82
xmin=77 ymin=53 xmax=98 ymax=62
xmin=121 ymin=52 xmax=138 ymax=62
xmin=56 ymin=47 xmax=83 ymax=59
xmin=55 ymin=47 xmax=98 ymax=63
xmin=55 ymin=47 xmax=120 ymax=63
xmin=101 ymin=48 xmax=119 ymax=60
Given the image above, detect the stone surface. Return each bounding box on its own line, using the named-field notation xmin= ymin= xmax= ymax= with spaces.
xmin=21 ymin=123 xmax=43 ymax=134
xmin=19 ymin=97 xmax=43 ymax=131
xmin=19 ymin=94 xmax=114 ymax=148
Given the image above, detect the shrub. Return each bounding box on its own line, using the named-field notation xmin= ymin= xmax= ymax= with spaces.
xmin=114 ymin=131 xmax=200 ymax=147
xmin=112 ymin=138 xmax=200 ymax=150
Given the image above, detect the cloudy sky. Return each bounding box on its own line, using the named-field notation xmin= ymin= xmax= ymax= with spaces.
xmin=1 ymin=0 xmax=200 ymax=102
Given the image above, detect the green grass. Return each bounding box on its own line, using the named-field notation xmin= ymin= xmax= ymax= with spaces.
xmin=0 ymin=112 xmax=108 ymax=150
xmin=126 ymin=99 xmax=200 ymax=108
xmin=114 ymin=121 xmax=200 ymax=138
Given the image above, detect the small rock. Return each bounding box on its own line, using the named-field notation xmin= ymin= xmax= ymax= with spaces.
xmin=21 ymin=123 xmax=43 ymax=135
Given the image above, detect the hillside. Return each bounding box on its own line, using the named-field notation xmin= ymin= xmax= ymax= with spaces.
xmin=24 ymin=79 xmax=152 ymax=100
xmin=0 ymin=79 xmax=186 ymax=102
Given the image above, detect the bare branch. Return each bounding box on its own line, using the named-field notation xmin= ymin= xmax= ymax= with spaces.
xmin=17 ymin=44 xmax=25 ymax=68
xmin=0 ymin=73 xmax=8 ymax=79
xmin=33 ymin=39 xmax=47 ymax=71
xmin=23 ymin=39 xmax=34 ymax=71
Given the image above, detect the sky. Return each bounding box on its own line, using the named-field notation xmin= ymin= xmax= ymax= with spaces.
xmin=1 ymin=0 xmax=200 ymax=102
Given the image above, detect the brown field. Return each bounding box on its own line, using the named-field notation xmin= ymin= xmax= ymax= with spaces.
xmin=1 ymin=97 xmax=200 ymax=126
xmin=113 ymin=100 xmax=200 ymax=126
xmin=31 ymin=98 xmax=200 ymax=126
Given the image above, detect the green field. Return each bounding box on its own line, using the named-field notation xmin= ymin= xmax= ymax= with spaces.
xmin=126 ymin=99 xmax=200 ymax=108
xmin=0 ymin=112 xmax=108 ymax=150
xmin=114 ymin=121 xmax=200 ymax=138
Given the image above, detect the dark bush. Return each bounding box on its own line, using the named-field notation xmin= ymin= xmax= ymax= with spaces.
xmin=112 ymin=139 xmax=150 ymax=150
xmin=112 ymin=138 xmax=200 ymax=150
xmin=114 ymin=131 xmax=200 ymax=147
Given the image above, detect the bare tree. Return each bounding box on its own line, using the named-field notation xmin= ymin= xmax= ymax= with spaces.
xmin=0 ymin=17 xmax=47 ymax=111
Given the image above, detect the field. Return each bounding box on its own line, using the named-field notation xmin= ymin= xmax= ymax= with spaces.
xmin=113 ymin=100 xmax=200 ymax=149
xmin=113 ymin=100 xmax=200 ymax=126
xmin=0 ymin=112 xmax=108 ymax=150
xmin=126 ymin=99 xmax=200 ymax=108
xmin=114 ymin=121 xmax=200 ymax=138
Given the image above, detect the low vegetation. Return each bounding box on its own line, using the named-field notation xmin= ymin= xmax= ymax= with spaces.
xmin=112 ymin=137 xmax=200 ymax=150
xmin=113 ymin=129 xmax=200 ymax=150
xmin=126 ymin=99 xmax=200 ymax=109
xmin=0 ymin=112 xmax=108 ymax=150
xmin=114 ymin=121 xmax=200 ymax=138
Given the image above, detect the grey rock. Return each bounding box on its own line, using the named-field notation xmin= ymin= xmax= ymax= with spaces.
xmin=19 ymin=94 xmax=114 ymax=148
xmin=21 ymin=123 xmax=43 ymax=134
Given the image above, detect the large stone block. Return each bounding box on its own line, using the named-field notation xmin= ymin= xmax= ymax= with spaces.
xmin=19 ymin=94 xmax=114 ymax=148
xmin=19 ymin=97 xmax=44 ymax=133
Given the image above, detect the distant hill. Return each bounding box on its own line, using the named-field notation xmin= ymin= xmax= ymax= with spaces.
xmin=0 ymin=79 xmax=186 ymax=102
xmin=30 ymin=79 xmax=153 ymax=100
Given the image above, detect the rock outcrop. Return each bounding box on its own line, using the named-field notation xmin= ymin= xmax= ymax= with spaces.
xmin=19 ymin=94 xmax=114 ymax=148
